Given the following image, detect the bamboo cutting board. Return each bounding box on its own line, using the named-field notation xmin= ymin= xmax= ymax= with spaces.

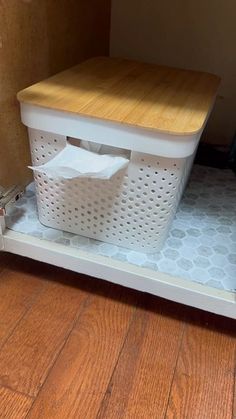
xmin=17 ymin=57 xmax=220 ymax=136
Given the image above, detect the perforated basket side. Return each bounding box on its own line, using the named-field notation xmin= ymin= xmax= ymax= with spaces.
xmin=29 ymin=128 xmax=193 ymax=253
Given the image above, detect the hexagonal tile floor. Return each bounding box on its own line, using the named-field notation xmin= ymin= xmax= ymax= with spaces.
xmin=5 ymin=165 xmax=236 ymax=292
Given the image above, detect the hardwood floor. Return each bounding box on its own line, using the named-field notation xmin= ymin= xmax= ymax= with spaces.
xmin=0 ymin=253 xmax=235 ymax=419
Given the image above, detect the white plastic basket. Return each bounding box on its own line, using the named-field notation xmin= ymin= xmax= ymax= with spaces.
xmin=28 ymin=128 xmax=195 ymax=253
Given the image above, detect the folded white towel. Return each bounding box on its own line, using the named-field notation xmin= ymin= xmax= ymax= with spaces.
xmin=29 ymin=144 xmax=129 ymax=180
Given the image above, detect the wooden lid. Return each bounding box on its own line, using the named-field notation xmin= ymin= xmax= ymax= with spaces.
xmin=17 ymin=57 xmax=220 ymax=136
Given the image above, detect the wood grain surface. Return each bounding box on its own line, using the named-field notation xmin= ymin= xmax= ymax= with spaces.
xmin=0 ymin=386 xmax=32 ymax=419
xmin=0 ymin=254 xmax=235 ymax=419
xmin=165 ymin=312 xmax=236 ymax=419
xmin=17 ymin=57 xmax=220 ymax=135
xmin=27 ymin=286 xmax=137 ymax=419
xmin=234 ymin=375 xmax=236 ymax=419
xmin=0 ymin=0 xmax=111 ymax=188
xmin=97 ymin=297 xmax=185 ymax=418
xmin=0 ymin=268 xmax=43 ymax=348
xmin=0 ymin=269 xmax=88 ymax=397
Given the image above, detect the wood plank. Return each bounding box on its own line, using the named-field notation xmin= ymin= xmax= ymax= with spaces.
xmin=233 ymin=370 xmax=236 ymax=419
xmin=97 ymin=297 xmax=185 ymax=419
xmin=165 ymin=312 xmax=236 ymax=419
xmin=17 ymin=57 xmax=220 ymax=135
xmin=0 ymin=268 xmax=43 ymax=348
xmin=234 ymin=372 xmax=236 ymax=419
xmin=25 ymin=58 xmax=138 ymax=113
xmin=26 ymin=285 xmax=138 ymax=418
xmin=0 ymin=255 xmax=51 ymax=349
xmin=80 ymin=62 xmax=169 ymax=121
xmin=0 ymin=268 xmax=89 ymax=397
xmin=0 ymin=386 xmax=32 ymax=419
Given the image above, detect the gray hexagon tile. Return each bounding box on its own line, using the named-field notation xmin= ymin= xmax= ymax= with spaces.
xmin=5 ymin=165 xmax=236 ymax=292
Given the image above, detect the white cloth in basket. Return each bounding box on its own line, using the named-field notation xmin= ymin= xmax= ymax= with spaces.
xmin=29 ymin=144 xmax=129 ymax=180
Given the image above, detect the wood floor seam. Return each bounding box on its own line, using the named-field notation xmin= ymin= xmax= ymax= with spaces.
xmin=25 ymin=293 xmax=91 ymax=418
xmin=0 ymin=255 xmax=235 ymax=419
xmin=164 ymin=315 xmax=236 ymax=418
xmin=164 ymin=322 xmax=186 ymax=419
xmin=96 ymin=303 xmax=139 ymax=418
xmin=0 ymin=283 xmax=46 ymax=353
